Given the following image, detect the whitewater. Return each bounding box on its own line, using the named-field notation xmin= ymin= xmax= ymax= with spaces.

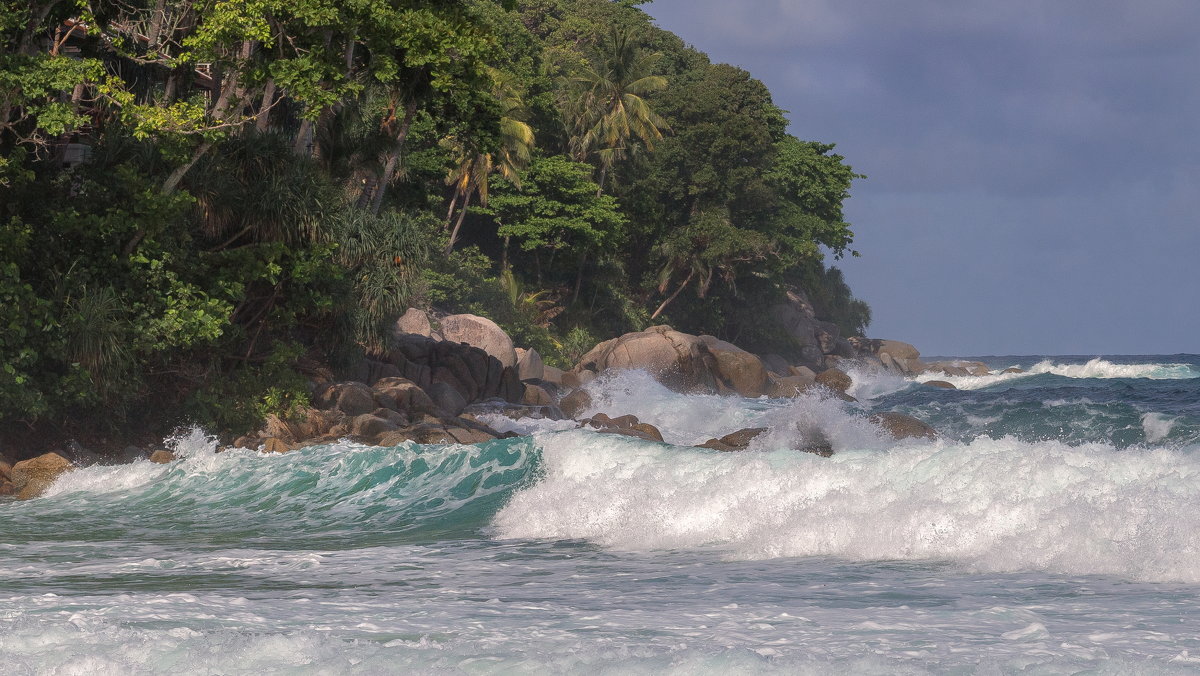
xmin=3 ymin=355 xmax=1200 ymax=674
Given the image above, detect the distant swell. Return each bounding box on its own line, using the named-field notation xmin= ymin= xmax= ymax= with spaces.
xmin=493 ymin=430 xmax=1200 ymax=582
xmin=912 ymin=358 xmax=1199 ymax=390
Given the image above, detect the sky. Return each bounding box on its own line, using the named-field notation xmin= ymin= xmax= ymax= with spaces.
xmin=644 ymin=0 xmax=1200 ymax=356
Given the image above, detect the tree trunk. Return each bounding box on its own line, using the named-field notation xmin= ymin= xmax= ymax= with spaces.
xmin=366 ymin=101 xmax=419 ymax=215
xmin=255 ymin=78 xmax=276 ymax=132
xmin=146 ymin=0 xmax=167 ymax=47
xmin=293 ymin=117 xmax=313 ymax=155
xmin=596 ymin=165 xmax=608 ymax=197
xmin=161 ymin=140 xmax=212 ymax=195
xmin=444 ymin=190 xmax=461 ymax=229
xmin=501 ymin=235 xmax=511 ymax=273
xmin=445 ymin=191 xmax=472 ymax=255
xmin=572 ymin=248 xmax=589 ymax=304
xmin=650 ymin=269 xmax=694 ymax=320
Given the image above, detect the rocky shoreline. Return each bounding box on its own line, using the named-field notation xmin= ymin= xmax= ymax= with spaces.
xmin=1 ymin=296 xmax=1017 ymax=500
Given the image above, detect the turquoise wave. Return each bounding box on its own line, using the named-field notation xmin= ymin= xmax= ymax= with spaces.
xmin=5 ymin=434 xmax=541 ymax=549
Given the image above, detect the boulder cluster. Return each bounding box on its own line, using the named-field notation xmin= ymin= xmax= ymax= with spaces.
xmin=2 ymin=304 xmax=951 ymax=500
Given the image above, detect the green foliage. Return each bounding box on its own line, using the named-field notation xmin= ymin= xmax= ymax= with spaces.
xmin=0 ymin=0 xmax=875 ymax=448
xmin=487 ymin=154 xmax=625 ymax=252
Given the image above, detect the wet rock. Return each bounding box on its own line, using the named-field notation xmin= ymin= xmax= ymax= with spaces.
xmin=759 ymin=353 xmax=792 ymax=376
xmin=695 ymin=428 xmax=765 ymax=452
xmin=521 ymin=383 xmax=554 ymax=407
xmin=521 ymin=377 xmax=561 ymax=401
xmin=631 ymin=423 xmax=664 ymax=442
xmin=372 ymin=377 xmax=444 ymax=418
xmin=516 ymin=348 xmax=544 ymax=381
xmin=0 ymin=481 xmax=16 ymax=496
xmin=426 ymin=381 xmax=467 ymax=417
xmin=574 ymin=326 xmax=721 ymax=394
xmin=439 ymin=314 xmax=517 ymax=369
xmin=788 ymin=365 xmax=818 ymax=382
xmin=10 ymin=452 xmax=74 ymax=500
xmin=815 ymin=367 xmax=852 ymax=394
xmin=585 ymin=413 xmax=640 ymax=429
xmin=463 ymin=398 xmax=566 ymax=421
xmin=351 ymin=413 xmax=401 ymax=439
xmin=767 ymin=375 xmax=812 ymax=398
xmin=559 ymin=389 xmax=593 ymax=419
xmin=700 ymin=335 xmax=770 ymax=397
xmin=1003 ymin=367 xmax=1025 ymax=374
xmin=149 ymin=450 xmax=176 ymax=464
xmin=383 ymin=421 xmax=499 ymax=445
xmin=924 ymin=380 xmax=957 ymax=389
xmin=869 ymin=412 xmax=937 ymax=440
xmin=263 ymin=437 xmax=292 ymax=454
xmin=560 ymin=369 xmax=596 ymax=390
xmin=597 ymin=426 xmax=663 ymax=443
xmin=0 ymin=452 xmax=12 ymax=481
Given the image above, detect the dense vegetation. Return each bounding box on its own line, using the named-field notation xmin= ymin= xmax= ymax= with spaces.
xmin=0 ymin=0 xmax=871 ymax=444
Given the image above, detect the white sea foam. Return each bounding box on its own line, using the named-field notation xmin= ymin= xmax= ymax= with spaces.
xmin=913 ymin=358 xmax=1198 ymax=390
xmin=495 ymin=431 xmax=1200 ymax=582
xmin=1142 ymin=413 xmax=1178 ymax=444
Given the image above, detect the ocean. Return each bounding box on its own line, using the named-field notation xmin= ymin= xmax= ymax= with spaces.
xmin=3 ymin=355 xmax=1200 ymax=674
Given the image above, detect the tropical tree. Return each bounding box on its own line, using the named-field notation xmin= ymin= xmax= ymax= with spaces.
xmin=443 ymin=68 xmax=535 ymax=254
xmin=560 ymin=26 xmax=667 ymax=194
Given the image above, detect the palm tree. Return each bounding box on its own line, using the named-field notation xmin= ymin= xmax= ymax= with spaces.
xmin=562 ymin=27 xmax=668 ymax=194
xmin=443 ymin=68 xmax=535 ymax=255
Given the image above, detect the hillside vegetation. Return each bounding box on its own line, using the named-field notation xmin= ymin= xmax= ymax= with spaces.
xmin=0 ymin=0 xmax=871 ymax=442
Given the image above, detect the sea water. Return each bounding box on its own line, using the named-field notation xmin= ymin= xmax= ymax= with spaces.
xmin=3 ymin=355 xmax=1200 ymax=674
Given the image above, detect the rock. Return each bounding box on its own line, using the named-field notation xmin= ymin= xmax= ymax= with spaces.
xmin=631 ymin=423 xmax=664 ymax=442
xmin=759 ymin=353 xmax=792 ymax=376
xmin=372 ymin=377 xmax=444 ymax=417
xmin=695 ymin=439 xmax=737 ymax=451
xmin=114 ymin=445 xmax=149 ymax=463
xmin=1003 ymin=367 xmax=1025 ymax=374
xmin=10 ymin=452 xmax=74 ymax=500
xmin=925 ymin=380 xmax=957 ymax=389
xmin=351 ymin=413 xmax=401 ymax=439
xmin=574 ymin=326 xmax=722 ymax=394
xmin=815 ymin=367 xmax=852 ymax=394
xmin=788 ymin=365 xmax=818 ymax=382
xmin=64 ymin=441 xmax=102 ymax=467
xmin=439 ymin=314 xmax=517 ymax=369
xmin=315 ymin=381 xmax=377 ymax=417
xmin=394 ymin=307 xmax=433 ymax=338
xmin=769 ymin=288 xmax=832 ymax=369
xmin=560 ymin=389 xmax=593 ymax=419
xmin=700 ymin=335 xmax=769 ymax=397
xmin=0 ymin=453 xmax=11 ymax=481
xmin=263 ymin=437 xmax=291 ymax=453
xmin=924 ymin=360 xmax=989 ymax=377
xmin=372 ymin=410 xmax=410 ymax=425
xmin=521 ymin=377 xmax=561 ymax=400
xmin=767 ymin=375 xmax=813 ymax=398
xmin=718 ymin=427 xmax=767 ymax=448
xmin=516 ymin=348 xmax=544 ymax=381
xmin=386 ymin=422 xmax=498 ymax=445
xmin=560 ymin=369 xmax=595 ymax=389
xmin=869 ymin=412 xmax=937 ymax=440
xmin=586 ymin=413 xmax=640 ymax=429
xmin=541 ymin=364 xmax=565 ymax=385
xmin=0 ymin=481 xmax=16 ymax=496
xmin=426 ymin=381 xmax=467 ymax=417
xmin=148 ymin=450 xmax=176 ymax=464
xmin=597 ymin=426 xmax=663 ymax=443
xmin=463 ymin=398 xmax=567 ymax=421
xmin=522 ymin=383 xmax=554 ymax=407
